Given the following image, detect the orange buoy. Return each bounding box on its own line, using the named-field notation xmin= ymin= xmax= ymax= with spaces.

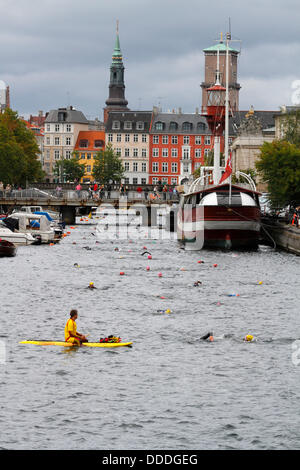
xmin=158 ymin=272 xmax=162 ymax=277
xmin=148 ymin=255 xmax=152 ymax=260
xmin=120 ymin=271 xmax=125 ymax=276
xmin=213 ymin=264 xmax=218 ymax=267
xmin=146 ymin=266 xmax=150 ymax=271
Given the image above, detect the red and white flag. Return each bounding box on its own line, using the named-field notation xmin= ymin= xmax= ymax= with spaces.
xmin=219 ymin=152 xmax=232 ymax=184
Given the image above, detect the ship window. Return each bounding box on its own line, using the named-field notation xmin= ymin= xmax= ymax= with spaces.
xmin=216 ymin=192 xmax=242 ymax=206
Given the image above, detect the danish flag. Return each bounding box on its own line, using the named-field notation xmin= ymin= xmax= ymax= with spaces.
xmin=219 ymin=152 xmax=232 ymax=184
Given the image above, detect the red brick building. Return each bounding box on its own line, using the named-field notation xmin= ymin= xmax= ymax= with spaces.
xmin=149 ymin=110 xmax=222 ymax=185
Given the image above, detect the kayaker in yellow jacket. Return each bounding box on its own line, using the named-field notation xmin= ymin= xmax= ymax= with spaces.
xmin=65 ymin=310 xmax=88 ymax=345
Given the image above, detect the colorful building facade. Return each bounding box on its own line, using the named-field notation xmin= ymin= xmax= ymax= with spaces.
xmin=74 ymin=130 xmax=105 ymax=182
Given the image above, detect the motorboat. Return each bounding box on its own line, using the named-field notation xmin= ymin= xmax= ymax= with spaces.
xmin=0 ymin=239 xmax=17 ymax=257
xmin=4 ymin=213 xmax=56 ymax=244
xmin=0 ymin=220 xmax=36 ymax=245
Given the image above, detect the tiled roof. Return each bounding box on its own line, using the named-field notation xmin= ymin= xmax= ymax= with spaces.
xmin=74 ymin=130 xmax=105 ymax=151
xmin=45 ymin=107 xmax=88 ymax=124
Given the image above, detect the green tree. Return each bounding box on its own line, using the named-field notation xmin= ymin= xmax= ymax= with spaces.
xmin=0 ymin=108 xmax=44 ymax=185
xmin=255 ymin=140 xmax=300 ymax=207
xmin=92 ymin=143 xmax=124 ymax=184
xmin=54 ymin=155 xmax=86 ymax=182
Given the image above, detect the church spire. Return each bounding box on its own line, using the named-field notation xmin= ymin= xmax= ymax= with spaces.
xmin=104 ymin=21 xmax=129 ymax=122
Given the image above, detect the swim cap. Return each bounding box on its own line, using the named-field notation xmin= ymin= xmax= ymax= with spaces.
xmin=245 ymin=334 xmax=254 ymax=342
xmin=89 ymin=282 xmax=94 ymax=286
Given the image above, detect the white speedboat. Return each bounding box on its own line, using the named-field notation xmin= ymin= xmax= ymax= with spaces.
xmin=4 ymin=213 xmax=56 ymax=244
xmin=0 ymin=220 xmax=35 ymax=245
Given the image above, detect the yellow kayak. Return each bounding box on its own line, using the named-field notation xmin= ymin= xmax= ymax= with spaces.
xmin=20 ymin=340 xmax=133 ymax=348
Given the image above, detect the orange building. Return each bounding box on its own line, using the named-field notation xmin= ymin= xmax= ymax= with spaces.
xmin=74 ymin=130 xmax=105 ymax=182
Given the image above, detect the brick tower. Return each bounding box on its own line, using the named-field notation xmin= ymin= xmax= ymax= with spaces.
xmin=201 ymin=34 xmax=240 ymax=112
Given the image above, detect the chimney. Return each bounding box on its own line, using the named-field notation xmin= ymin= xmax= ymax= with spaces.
xmin=195 ymin=107 xmax=199 ymax=114
xmin=178 ymin=107 xmax=182 ymax=115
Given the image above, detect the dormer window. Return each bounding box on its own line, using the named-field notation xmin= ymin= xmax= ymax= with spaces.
xmin=182 ymin=122 xmax=192 ymax=132
xmin=136 ymin=121 xmax=144 ymax=130
xmin=79 ymin=139 xmax=88 ymax=148
xmin=124 ymin=121 xmax=132 ymax=130
xmin=169 ymin=121 xmax=178 ymax=131
xmin=112 ymin=120 xmax=120 ymax=130
xmin=197 ymin=122 xmax=206 ymax=131
xmin=155 ymin=121 xmax=164 ymax=131
xmin=94 ymin=139 xmax=104 ymax=148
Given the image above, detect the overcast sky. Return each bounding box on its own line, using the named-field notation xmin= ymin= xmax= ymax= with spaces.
xmin=0 ymin=0 xmax=300 ymax=120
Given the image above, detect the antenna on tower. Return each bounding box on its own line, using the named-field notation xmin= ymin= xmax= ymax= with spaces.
xmin=116 ymin=19 xmax=119 ymax=34
xmin=228 ymin=17 xmax=232 ymax=40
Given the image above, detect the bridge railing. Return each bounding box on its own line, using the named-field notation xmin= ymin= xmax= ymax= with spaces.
xmin=0 ymin=188 xmax=179 ymax=204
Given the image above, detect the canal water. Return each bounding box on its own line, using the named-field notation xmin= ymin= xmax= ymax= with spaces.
xmin=0 ymin=221 xmax=300 ymax=450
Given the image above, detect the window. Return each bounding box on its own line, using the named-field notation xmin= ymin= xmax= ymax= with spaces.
xmin=115 ymin=148 xmax=121 ymax=156
xmin=204 ymin=148 xmax=210 ymax=157
xmin=54 ymin=137 xmax=60 ymax=145
xmin=108 ymin=133 xmax=113 ymax=142
xmin=141 ymin=162 xmax=147 ymax=172
xmin=55 ymin=124 xmax=60 ymax=132
xmin=66 ymin=137 xmax=71 ymax=146
xmin=183 ymin=147 xmax=190 ymax=159
xmin=46 ymin=137 xmax=50 ymax=145
xmin=204 ymin=136 xmax=211 ymax=145
xmin=65 ymin=150 xmax=71 ymax=159
xmin=125 ymin=148 xmax=130 ymax=157
xmin=46 ymin=124 xmax=50 ymax=132
xmin=133 ymin=134 xmax=138 ymax=143
xmin=197 ymin=122 xmax=206 ymax=132
xmin=94 ymin=140 xmax=104 ymax=148
xmin=171 ymin=177 xmax=177 ymax=185
xmin=112 ymin=121 xmax=120 ymax=130
xmin=171 ymin=135 xmax=178 ymax=145
xmin=142 ymin=134 xmax=147 ymax=143
xmin=124 ymin=121 xmax=132 ymax=130
xmin=125 ymin=134 xmax=130 ymax=142
xmin=195 ymin=135 xmax=202 ymax=145
xmin=141 ymin=178 xmax=147 ymax=184
xmin=136 ymin=121 xmax=144 ymax=130
xmin=133 ymin=148 xmax=138 ymax=157
xmin=183 ymin=163 xmax=189 ymax=173
xmin=162 ymin=148 xmax=168 ymax=158
xmin=86 ymin=165 xmax=91 ymax=173
xmin=171 ymin=162 xmax=178 ymax=173
xmin=116 ymin=133 xmax=121 ymax=142
xmin=66 ymin=124 xmax=72 ymax=132
xmin=45 ymin=150 xmax=50 ymax=160
xmin=79 ymin=139 xmax=88 ymax=148
xmin=80 ymin=153 xmax=86 ymax=159
xmin=124 ymin=178 xmax=130 ymax=184
xmin=172 ymin=148 xmax=178 ymax=157
xmin=133 ymin=177 xmax=138 ymax=184
xmin=133 ymin=162 xmax=138 ymax=172
xmin=152 ymin=162 xmax=158 ymax=172
xmin=87 ymin=153 xmax=92 ymax=160
xmin=162 ymin=135 xmax=168 ymax=144
xmin=54 ymin=150 xmax=60 ymax=160
xmin=195 ymin=149 xmax=202 ymax=158
xmin=169 ymin=121 xmax=178 ymax=131
xmin=155 ymin=121 xmax=164 ymax=131
xmin=162 ymin=162 xmax=168 ymax=173
xmin=182 ymin=122 xmax=192 ymax=132
xmin=183 ymin=136 xmax=190 ymax=145
xmin=124 ymin=162 xmax=130 ymax=171
xmin=152 ymin=135 xmax=159 ymax=144
xmin=152 ymin=177 xmax=159 ymax=184
xmin=194 ymin=162 xmax=201 ymax=170
xmin=162 ymin=177 xmax=168 ymax=183
xmin=58 ymin=112 xmax=66 ymax=122
xmin=152 ymin=148 xmax=159 ymax=157
xmin=141 ymin=148 xmax=147 ymax=158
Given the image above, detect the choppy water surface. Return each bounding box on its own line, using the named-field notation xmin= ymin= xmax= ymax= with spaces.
xmin=0 ymin=222 xmax=300 ymax=450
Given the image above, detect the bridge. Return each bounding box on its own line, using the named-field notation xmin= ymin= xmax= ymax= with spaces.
xmin=0 ymin=189 xmax=179 ymax=224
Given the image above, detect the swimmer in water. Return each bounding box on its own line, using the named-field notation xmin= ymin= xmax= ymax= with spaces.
xmin=244 ymin=334 xmax=255 ymax=342
xmin=200 ymin=332 xmax=214 ymax=342
xmin=88 ymin=282 xmax=97 ymax=289
xmin=194 ymin=280 xmax=202 ymax=287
